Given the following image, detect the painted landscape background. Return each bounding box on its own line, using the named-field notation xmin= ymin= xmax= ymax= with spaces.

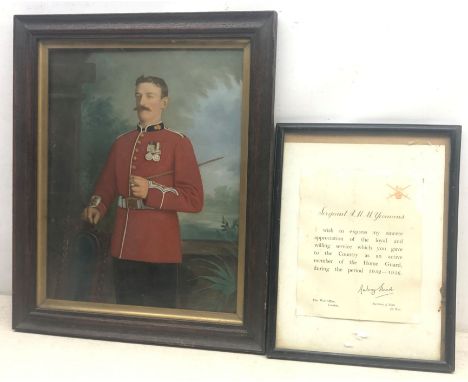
xmin=46 ymin=48 xmax=245 ymax=312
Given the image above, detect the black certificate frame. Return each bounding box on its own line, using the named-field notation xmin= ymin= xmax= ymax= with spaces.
xmin=13 ymin=11 xmax=276 ymax=354
xmin=267 ymin=123 xmax=460 ymax=372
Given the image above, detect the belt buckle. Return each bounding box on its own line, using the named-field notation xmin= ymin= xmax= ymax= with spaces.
xmin=126 ymin=197 xmax=140 ymax=209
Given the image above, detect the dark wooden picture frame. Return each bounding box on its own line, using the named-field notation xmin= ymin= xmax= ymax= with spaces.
xmin=267 ymin=123 xmax=460 ymax=371
xmin=13 ymin=11 xmax=276 ymax=353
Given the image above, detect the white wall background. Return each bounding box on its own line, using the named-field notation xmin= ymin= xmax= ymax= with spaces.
xmin=0 ymin=0 xmax=466 ymax=331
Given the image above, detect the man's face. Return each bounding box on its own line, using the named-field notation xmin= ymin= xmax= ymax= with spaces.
xmin=134 ymin=82 xmax=168 ymax=124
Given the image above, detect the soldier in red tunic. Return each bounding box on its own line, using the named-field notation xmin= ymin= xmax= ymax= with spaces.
xmin=81 ymin=75 xmax=204 ymax=307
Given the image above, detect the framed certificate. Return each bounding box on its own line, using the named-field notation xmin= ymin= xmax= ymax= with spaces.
xmin=13 ymin=11 xmax=276 ymax=353
xmin=267 ymin=123 xmax=460 ymax=372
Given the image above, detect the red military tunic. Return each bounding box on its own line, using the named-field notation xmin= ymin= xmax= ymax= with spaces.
xmin=91 ymin=123 xmax=203 ymax=263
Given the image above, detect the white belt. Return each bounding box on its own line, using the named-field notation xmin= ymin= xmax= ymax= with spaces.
xmin=117 ymin=196 xmax=154 ymax=210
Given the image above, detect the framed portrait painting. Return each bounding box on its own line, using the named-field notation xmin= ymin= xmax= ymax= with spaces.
xmin=267 ymin=123 xmax=460 ymax=371
xmin=13 ymin=11 xmax=277 ymax=353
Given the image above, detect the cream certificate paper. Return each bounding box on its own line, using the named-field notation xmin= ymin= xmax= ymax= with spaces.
xmin=276 ymin=135 xmax=447 ymax=360
xmin=296 ymin=169 xmax=421 ymax=323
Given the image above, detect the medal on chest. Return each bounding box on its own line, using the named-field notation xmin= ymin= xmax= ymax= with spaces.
xmin=145 ymin=141 xmax=161 ymax=162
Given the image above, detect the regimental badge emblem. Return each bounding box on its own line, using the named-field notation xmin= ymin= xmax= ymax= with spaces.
xmin=386 ymin=184 xmax=410 ymax=200
xmin=145 ymin=141 xmax=161 ymax=162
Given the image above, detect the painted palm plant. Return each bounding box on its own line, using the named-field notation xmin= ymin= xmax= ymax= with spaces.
xmin=195 ymin=254 xmax=237 ymax=311
xmin=190 ymin=216 xmax=239 ymax=311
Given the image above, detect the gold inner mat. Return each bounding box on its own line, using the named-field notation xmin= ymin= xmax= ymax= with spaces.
xmin=36 ymin=39 xmax=250 ymax=324
xmin=41 ymin=39 xmax=250 ymax=49
xmin=40 ymin=299 xmax=242 ymax=324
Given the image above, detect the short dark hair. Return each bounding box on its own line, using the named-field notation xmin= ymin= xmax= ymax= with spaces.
xmin=135 ymin=75 xmax=168 ymax=98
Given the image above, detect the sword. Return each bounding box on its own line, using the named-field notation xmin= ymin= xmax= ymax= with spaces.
xmin=146 ymin=156 xmax=224 ymax=180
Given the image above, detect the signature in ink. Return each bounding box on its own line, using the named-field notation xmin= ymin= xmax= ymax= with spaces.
xmin=357 ymin=283 xmax=394 ymax=298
